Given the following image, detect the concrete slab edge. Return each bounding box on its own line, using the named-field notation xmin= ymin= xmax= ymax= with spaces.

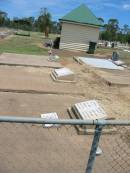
xmin=50 ymin=72 xmax=76 ymax=83
xmin=67 ymin=107 xmax=117 ymax=135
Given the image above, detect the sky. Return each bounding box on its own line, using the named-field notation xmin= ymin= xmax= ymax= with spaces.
xmin=0 ymin=0 xmax=130 ymax=27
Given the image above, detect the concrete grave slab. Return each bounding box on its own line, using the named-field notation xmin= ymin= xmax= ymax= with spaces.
xmin=51 ymin=67 xmax=76 ymax=83
xmin=74 ymin=100 xmax=107 ymax=120
xmin=68 ymin=107 xmax=117 ymax=135
xmin=68 ymin=100 xmax=116 ymax=135
xmin=0 ymin=53 xmax=62 ymax=68
xmin=74 ymin=56 xmax=124 ymax=70
xmin=54 ymin=68 xmax=74 ymax=77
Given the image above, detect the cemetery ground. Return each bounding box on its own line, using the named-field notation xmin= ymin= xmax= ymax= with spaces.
xmin=0 ymin=31 xmax=129 ymax=173
xmin=0 ymin=31 xmax=130 ymax=65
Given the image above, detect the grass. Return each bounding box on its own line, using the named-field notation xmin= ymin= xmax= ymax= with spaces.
xmin=0 ymin=30 xmax=130 ymax=65
xmin=96 ymin=47 xmax=130 ymax=65
xmin=119 ymin=51 xmax=130 ymax=65
xmin=95 ymin=47 xmax=117 ymax=54
xmin=0 ymin=31 xmax=53 ymax=55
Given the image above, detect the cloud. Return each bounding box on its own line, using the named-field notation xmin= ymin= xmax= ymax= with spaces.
xmin=123 ymin=4 xmax=130 ymax=10
xmin=103 ymin=3 xmax=119 ymax=8
xmin=0 ymin=0 xmax=129 ymax=24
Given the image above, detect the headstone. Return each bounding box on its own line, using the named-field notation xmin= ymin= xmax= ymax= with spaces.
xmin=41 ymin=112 xmax=59 ymax=127
xmin=111 ymin=51 xmax=119 ymax=61
xmin=74 ymin=100 xmax=107 ymax=120
xmin=52 ymin=67 xmax=75 ymax=82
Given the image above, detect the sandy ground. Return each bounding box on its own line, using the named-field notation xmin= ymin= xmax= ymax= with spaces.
xmin=0 ymin=53 xmax=129 ymax=173
xmin=93 ymin=69 xmax=130 ymax=86
xmin=65 ymin=62 xmax=130 ymax=120
xmin=0 ymin=92 xmax=129 ymax=173
xmin=0 ymin=53 xmax=62 ymax=68
xmin=0 ymin=65 xmax=84 ymax=95
xmin=0 ymin=92 xmax=84 ymax=118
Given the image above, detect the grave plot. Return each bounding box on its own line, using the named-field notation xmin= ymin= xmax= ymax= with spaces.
xmin=74 ymin=56 xmax=124 ymax=70
xmin=68 ymin=100 xmax=116 ymax=134
xmin=0 ymin=66 xmax=84 ymax=96
xmin=0 ymin=92 xmax=84 ymax=119
xmin=74 ymin=100 xmax=107 ymax=120
xmin=0 ymin=53 xmax=62 ymax=68
xmin=51 ymin=67 xmax=76 ymax=83
xmin=0 ymin=92 xmax=93 ymax=173
xmin=95 ymin=70 xmax=130 ymax=86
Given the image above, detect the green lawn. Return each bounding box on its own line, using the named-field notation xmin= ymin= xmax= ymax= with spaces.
xmin=96 ymin=47 xmax=130 ymax=65
xmin=119 ymin=51 xmax=130 ymax=65
xmin=0 ymin=31 xmax=53 ymax=55
xmin=0 ymin=31 xmax=130 ymax=65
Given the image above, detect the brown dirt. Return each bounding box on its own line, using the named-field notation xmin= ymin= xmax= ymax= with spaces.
xmin=0 ymin=53 xmax=63 ymax=68
xmin=52 ymin=48 xmax=112 ymax=59
xmin=0 ymin=53 xmax=129 ymax=173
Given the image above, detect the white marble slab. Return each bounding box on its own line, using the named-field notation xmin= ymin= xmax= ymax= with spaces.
xmin=54 ymin=68 xmax=74 ymax=77
xmin=41 ymin=112 xmax=59 ymax=127
xmin=74 ymin=100 xmax=107 ymax=120
xmin=124 ymin=49 xmax=130 ymax=53
xmin=79 ymin=57 xmax=124 ymax=70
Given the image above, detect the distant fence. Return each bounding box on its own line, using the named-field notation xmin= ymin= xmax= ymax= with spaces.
xmin=0 ymin=116 xmax=129 ymax=173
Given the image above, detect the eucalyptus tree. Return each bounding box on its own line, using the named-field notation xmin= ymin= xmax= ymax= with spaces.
xmin=37 ymin=8 xmax=52 ymax=37
xmin=0 ymin=10 xmax=7 ymax=26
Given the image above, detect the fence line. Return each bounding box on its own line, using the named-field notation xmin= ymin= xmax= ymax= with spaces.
xmin=0 ymin=115 xmax=129 ymax=173
xmin=0 ymin=116 xmax=129 ymax=126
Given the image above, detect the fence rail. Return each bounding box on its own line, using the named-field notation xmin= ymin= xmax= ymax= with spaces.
xmin=0 ymin=116 xmax=129 ymax=173
xmin=0 ymin=116 xmax=130 ymax=126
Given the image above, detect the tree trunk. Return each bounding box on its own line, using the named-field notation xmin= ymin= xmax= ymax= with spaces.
xmin=44 ymin=26 xmax=49 ymax=38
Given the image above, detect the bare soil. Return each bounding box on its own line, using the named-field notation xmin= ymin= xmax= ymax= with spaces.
xmin=0 ymin=53 xmax=129 ymax=173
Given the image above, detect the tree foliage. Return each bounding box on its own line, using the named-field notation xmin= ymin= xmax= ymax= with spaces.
xmin=0 ymin=10 xmax=7 ymax=26
xmin=0 ymin=8 xmax=129 ymax=43
xmin=37 ymin=8 xmax=52 ymax=37
xmin=100 ymin=18 xmax=130 ymax=43
xmin=0 ymin=8 xmax=60 ymax=36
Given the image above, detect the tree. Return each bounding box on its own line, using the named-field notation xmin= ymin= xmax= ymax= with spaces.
xmin=98 ymin=17 xmax=104 ymax=25
xmin=0 ymin=10 xmax=7 ymax=26
xmin=107 ymin=19 xmax=119 ymax=41
xmin=123 ymin=24 xmax=129 ymax=34
xmin=51 ymin=21 xmax=61 ymax=34
xmin=100 ymin=19 xmax=119 ymax=41
xmin=107 ymin=19 xmax=119 ymax=31
xmin=127 ymin=34 xmax=130 ymax=45
xmin=37 ymin=8 xmax=52 ymax=37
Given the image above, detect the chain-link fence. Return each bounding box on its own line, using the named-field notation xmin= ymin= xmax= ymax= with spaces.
xmin=91 ymin=125 xmax=130 ymax=173
xmin=0 ymin=117 xmax=129 ymax=173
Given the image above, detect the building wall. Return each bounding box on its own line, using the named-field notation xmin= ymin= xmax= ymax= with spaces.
xmin=60 ymin=22 xmax=100 ymax=51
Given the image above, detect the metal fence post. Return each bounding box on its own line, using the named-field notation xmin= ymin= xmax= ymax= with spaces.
xmin=85 ymin=125 xmax=104 ymax=173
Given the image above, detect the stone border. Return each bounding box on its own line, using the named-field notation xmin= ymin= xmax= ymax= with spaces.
xmin=67 ymin=107 xmax=117 ymax=135
xmin=50 ymin=71 xmax=76 ymax=83
xmin=73 ymin=56 xmax=83 ymax=64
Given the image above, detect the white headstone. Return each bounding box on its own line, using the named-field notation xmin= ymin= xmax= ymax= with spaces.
xmin=54 ymin=68 xmax=74 ymax=77
xmin=41 ymin=112 xmax=59 ymax=127
xmin=74 ymin=100 xmax=107 ymax=120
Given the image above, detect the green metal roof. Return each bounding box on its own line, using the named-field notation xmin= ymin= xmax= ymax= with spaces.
xmin=60 ymin=4 xmax=102 ymax=27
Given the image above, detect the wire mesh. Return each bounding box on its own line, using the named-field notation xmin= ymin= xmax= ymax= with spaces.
xmin=93 ymin=125 xmax=130 ymax=173
xmin=0 ymin=123 xmax=91 ymax=173
xmin=0 ymin=123 xmax=129 ymax=173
